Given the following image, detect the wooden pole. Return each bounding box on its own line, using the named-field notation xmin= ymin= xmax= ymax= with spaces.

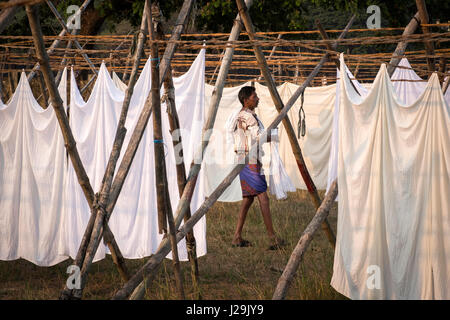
xmin=257 ymin=34 xmax=282 ymax=81
xmin=272 ymin=180 xmax=338 ymax=300
xmin=209 ymin=49 xmax=223 ymax=85
xmin=438 ymin=57 xmax=446 ymax=85
xmin=155 ymin=4 xmax=200 ymax=298
xmin=24 ymin=3 xmax=129 ymax=299
xmin=443 ymin=69 xmax=450 ymax=94
xmin=236 ymin=0 xmax=340 ymax=248
xmin=147 ymin=0 xmax=185 ymax=299
xmin=104 ymin=0 xmax=195 ymax=233
xmin=114 ymin=52 xmax=330 ymax=301
xmin=415 ymin=0 xmax=435 ymax=74
xmin=162 ymin=65 xmax=199 ymax=299
xmin=0 ymin=48 xmax=6 ymax=102
xmin=0 ymin=5 xmax=19 ymax=33
xmin=54 ymin=38 xmax=75 ymax=87
xmin=316 ymin=19 xmax=360 ymax=95
xmin=63 ymin=0 xmax=195 ymax=300
xmin=27 ymin=0 xmax=93 ymax=82
xmin=387 ymin=12 xmax=421 ymax=77
xmin=37 ymin=70 xmax=48 ymax=106
xmin=7 ymin=65 xmax=15 ymax=99
xmin=59 ymin=1 xmax=150 ymax=300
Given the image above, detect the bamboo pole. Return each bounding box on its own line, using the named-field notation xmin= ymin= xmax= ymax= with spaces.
xmin=272 ymin=180 xmax=338 ymax=300
xmin=0 ymin=48 xmax=5 ymax=102
xmin=208 ymin=48 xmax=223 ymax=84
xmin=316 ymin=19 xmax=360 ymax=95
xmin=24 ymin=3 xmax=129 ymax=300
xmin=438 ymin=57 xmax=446 ymax=85
xmin=104 ymin=0 xmax=195 ymax=233
xmin=163 ymin=66 xmax=201 ymax=298
xmin=54 ymin=36 xmax=75 ymax=87
xmin=443 ymin=70 xmax=450 ymax=94
xmin=257 ymin=33 xmax=282 ymax=81
xmin=37 ymin=70 xmax=48 ymax=106
xmin=63 ymin=0 xmax=195 ymax=300
xmin=7 ymin=65 xmax=15 ymax=99
xmin=114 ymin=51 xmax=330 ymax=301
xmin=155 ymin=5 xmax=200 ymax=298
xmin=60 ymin=1 xmax=150 ymax=300
xmin=147 ymin=0 xmax=185 ymax=299
xmin=0 ymin=5 xmax=19 ymax=33
xmin=236 ymin=0 xmax=337 ymax=247
xmin=415 ymin=0 xmax=435 ymax=74
xmin=27 ymin=0 xmax=92 ymax=81
xmin=387 ymin=12 xmax=421 ymax=77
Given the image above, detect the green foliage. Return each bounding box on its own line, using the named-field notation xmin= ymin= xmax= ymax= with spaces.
xmin=2 ymin=0 xmax=449 ymax=54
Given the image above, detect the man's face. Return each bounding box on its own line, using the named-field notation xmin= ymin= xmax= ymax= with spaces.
xmin=245 ymin=91 xmax=259 ymax=110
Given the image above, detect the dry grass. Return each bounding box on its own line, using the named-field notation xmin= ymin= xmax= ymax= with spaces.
xmin=0 ymin=190 xmax=346 ymax=300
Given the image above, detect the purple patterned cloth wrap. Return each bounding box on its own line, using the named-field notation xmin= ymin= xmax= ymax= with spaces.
xmin=239 ymin=163 xmax=267 ymax=197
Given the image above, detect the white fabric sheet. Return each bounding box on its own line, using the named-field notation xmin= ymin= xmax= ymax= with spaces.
xmin=267 ymin=82 xmax=336 ymax=191
xmin=391 ymin=58 xmax=427 ymax=106
xmin=203 ymin=82 xmax=250 ymax=202
xmin=61 ymin=51 xmax=207 ymax=262
xmin=0 ymin=69 xmax=68 ymax=266
xmin=331 ymin=54 xmax=450 ymax=299
xmin=326 ymin=67 xmax=369 ymax=193
xmin=112 ymin=71 xmax=128 ymax=92
xmin=204 ymin=81 xmax=337 ymax=202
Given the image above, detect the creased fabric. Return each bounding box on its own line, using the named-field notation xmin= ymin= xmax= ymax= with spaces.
xmin=203 ymin=83 xmax=250 ymax=202
xmin=331 ymin=53 xmax=450 ymax=299
xmin=0 ymin=69 xmax=68 ymax=266
xmin=112 ymin=71 xmax=128 ymax=92
xmin=61 ymin=50 xmax=207 ymax=262
xmin=391 ymin=58 xmax=427 ymax=106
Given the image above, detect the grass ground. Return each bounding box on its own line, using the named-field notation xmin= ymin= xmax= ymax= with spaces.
xmin=0 ymin=190 xmax=346 ymax=300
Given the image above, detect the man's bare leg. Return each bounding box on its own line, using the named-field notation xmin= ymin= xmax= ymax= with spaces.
xmin=233 ymin=196 xmax=254 ymax=245
xmin=256 ymin=192 xmax=284 ymax=249
xmin=256 ymin=192 xmax=276 ymax=240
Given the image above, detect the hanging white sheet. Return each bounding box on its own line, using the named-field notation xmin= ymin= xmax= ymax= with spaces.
xmin=60 ymin=50 xmax=207 ymax=263
xmin=331 ymin=53 xmax=450 ymax=299
xmin=109 ymin=49 xmax=207 ymax=261
xmin=326 ymin=66 xmax=369 ymax=193
xmin=391 ymin=58 xmax=427 ymax=105
xmin=203 ymin=82 xmax=250 ymax=202
xmin=0 ymin=68 xmax=68 ymax=266
xmin=204 ymin=81 xmax=337 ymax=202
xmin=112 ymin=71 xmax=128 ymax=92
xmin=263 ymin=82 xmax=336 ymax=191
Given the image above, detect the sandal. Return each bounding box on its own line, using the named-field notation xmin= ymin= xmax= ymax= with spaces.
xmin=232 ymin=239 xmax=252 ymax=247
